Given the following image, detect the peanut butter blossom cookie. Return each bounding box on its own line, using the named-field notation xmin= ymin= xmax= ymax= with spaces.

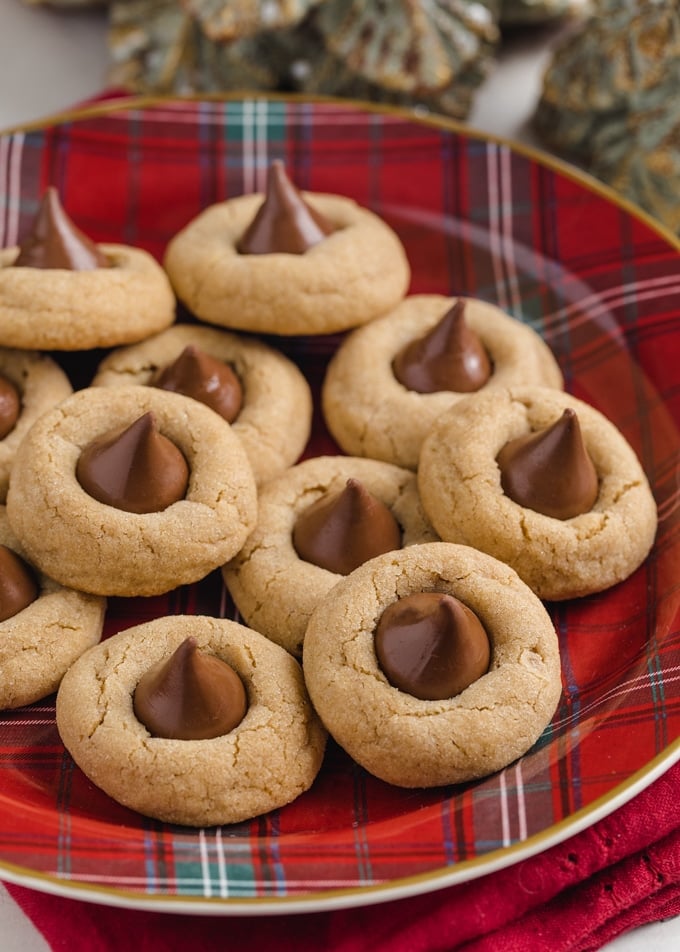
xmin=322 ymin=294 xmax=564 ymax=469
xmin=0 ymin=347 xmax=73 ymax=501
xmin=0 ymin=187 xmax=175 ymax=350
xmin=6 ymin=385 xmax=257 ymax=597
xmin=223 ymin=455 xmax=438 ymax=656
xmin=0 ymin=506 xmax=105 ymax=710
xmin=56 ymin=615 xmax=327 ymax=827
xmin=417 ymin=386 xmax=658 ymax=600
xmin=303 ymin=542 xmax=562 ymax=787
xmin=163 ymin=161 xmax=411 ymax=335
xmin=91 ymin=323 xmax=313 ymax=485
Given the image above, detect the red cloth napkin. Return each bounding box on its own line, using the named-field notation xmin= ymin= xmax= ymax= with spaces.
xmin=7 ymin=760 xmax=680 ymax=951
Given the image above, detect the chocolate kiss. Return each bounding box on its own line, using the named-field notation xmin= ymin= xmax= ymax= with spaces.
xmin=0 ymin=545 xmax=39 ymax=622
xmin=76 ymin=411 xmax=189 ymax=514
xmin=292 ymin=477 xmax=402 ymax=575
xmin=497 ymin=408 xmax=599 ymax=520
xmin=0 ymin=373 xmax=20 ymax=440
xmin=236 ymin=159 xmax=335 ymax=255
xmin=392 ymin=299 xmax=492 ymax=394
xmin=13 ymin=186 xmax=108 ymax=270
xmin=374 ymin=592 xmax=491 ymax=701
xmin=154 ymin=345 xmax=243 ymax=423
xmin=133 ymin=637 xmax=248 ymax=741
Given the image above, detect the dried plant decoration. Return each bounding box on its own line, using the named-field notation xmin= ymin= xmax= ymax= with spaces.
xmin=313 ymin=0 xmax=499 ymax=95
xmin=290 ymin=21 xmax=491 ymax=120
xmin=499 ymin=0 xmax=576 ymax=24
xmin=534 ymin=0 xmax=680 ymax=233
xmin=534 ymin=0 xmax=680 ymax=162
xmin=108 ymin=0 xmax=194 ymax=93
xmin=21 ymin=0 xmax=108 ymax=6
xmin=182 ymin=0 xmax=326 ymax=42
xmin=106 ymin=0 xmax=500 ymax=117
xmin=608 ymin=115 xmax=680 ymax=236
xmin=109 ymin=0 xmax=286 ymax=92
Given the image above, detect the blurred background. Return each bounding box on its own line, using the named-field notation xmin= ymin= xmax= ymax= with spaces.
xmin=1 ymin=0 xmax=580 ymax=144
xmin=2 ymin=0 xmax=678 ymax=239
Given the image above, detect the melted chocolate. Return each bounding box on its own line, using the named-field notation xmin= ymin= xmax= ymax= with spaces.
xmin=292 ymin=477 xmax=402 ymax=575
xmin=13 ymin=186 xmax=109 ymax=270
xmin=0 ymin=545 xmax=39 ymax=622
xmin=133 ymin=637 xmax=248 ymax=740
xmin=154 ymin=345 xmax=243 ymax=423
xmin=0 ymin=374 xmax=20 ymax=440
xmin=374 ymin=592 xmax=491 ymax=701
xmin=496 ymin=408 xmax=599 ymax=520
xmin=76 ymin=411 xmax=189 ymax=514
xmin=392 ymin=299 xmax=492 ymax=394
xmin=236 ymin=160 xmax=336 ymax=255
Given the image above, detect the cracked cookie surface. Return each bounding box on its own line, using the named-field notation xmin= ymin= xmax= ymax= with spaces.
xmin=163 ymin=193 xmax=410 ymax=335
xmin=417 ymin=386 xmax=658 ymax=600
xmin=321 ymin=295 xmax=564 ymax=469
xmin=0 ymin=507 xmax=105 ymax=710
xmin=0 ymin=245 xmax=176 ymax=350
xmin=92 ymin=323 xmax=312 ymax=485
xmin=302 ymin=541 xmax=562 ymax=787
xmin=56 ymin=615 xmax=327 ymax=826
xmin=6 ymin=385 xmax=257 ymax=597
xmin=0 ymin=347 xmax=72 ymax=501
xmin=223 ymin=455 xmax=438 ymax=656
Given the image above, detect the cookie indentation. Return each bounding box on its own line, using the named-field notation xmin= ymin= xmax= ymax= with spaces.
xmin=497 ymin=407 xmax=599 ymax=519
xmin=237 ymin=161 xmax=336 ymax=255
xmin=133 ymin=636 xmax=248 ymax=740
xmin=76 ymin=412 xmax=189 ymax=514
xmin=374 ymin=592 xmax=490 ymax=701
xmin=392 ymin=299 xmax=491 ymax=394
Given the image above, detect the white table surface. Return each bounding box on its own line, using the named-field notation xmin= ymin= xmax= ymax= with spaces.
xmin=0 ymin=1 xmax=678 ymax=949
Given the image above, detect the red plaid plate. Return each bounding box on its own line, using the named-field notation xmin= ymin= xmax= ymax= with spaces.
xmin=0 ymin=95 xmax=679 ymax=914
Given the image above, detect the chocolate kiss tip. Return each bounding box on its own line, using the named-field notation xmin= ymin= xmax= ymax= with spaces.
xmin=236 ymin=160 xmax=335 ymax=255
xmin=133 ymin=636 xmax=248 ymax=740
xmin=0 ymin=544 xmax=39 ymax=622
xmin=292 ymin=476 xmax=402 ymax=575
xmin=392 ymin=298 xmax=491 ymax=394
xmin=497 ymin=406 xmax=599 ymax=520
xmin=0 ymin=372 xmax=20 ymax=441
xmin=75 ymin=411 xmax=189 ymax=514
xmin=374 ymin=592 xmax=490 ymax=701
xmin=154 ymin=345 xmax=243 ymax=423
xmin=13 ymin=186 xmax=108 ymax=271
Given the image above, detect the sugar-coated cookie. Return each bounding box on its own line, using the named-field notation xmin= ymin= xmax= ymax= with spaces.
xmin=56 ymin=615 xmax=327 ymax=827
xmin=163 ymin=191 xmax=410 ymax=336
xmin=91 ymin=323 xmax=312 ymax=485
xmin=0 ymin=347 xmax=72 ymax=501
xmin=0 ymin=507 xmax=105 ymax=710
xmin=223 ymin=455 xmax=438 ymax=656
xmin=0 ymin=246 xmax=176 ymax=350
xmin=417 ymin=386 xmax=658 ymax=600
xmin=6 ymin=386 xmax=257 ymax=597
xmin=322 ymin=295 xmax=564 ymax=469
xmin=303 ymin=542 xmax=562 ymax=787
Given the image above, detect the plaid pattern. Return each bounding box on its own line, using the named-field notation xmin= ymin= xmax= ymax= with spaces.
xmin=0 ymin=97 xmax=679 ymax=906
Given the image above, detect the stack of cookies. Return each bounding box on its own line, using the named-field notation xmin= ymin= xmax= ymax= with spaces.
xmin=0 ymin=165 xmax=657 ymax=826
